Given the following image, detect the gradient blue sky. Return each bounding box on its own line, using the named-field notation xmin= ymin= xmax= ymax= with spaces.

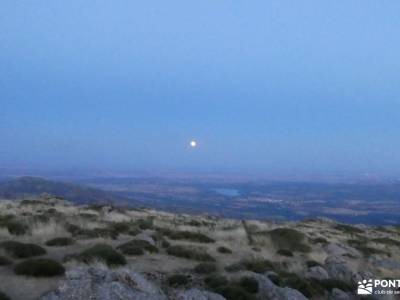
xmin=1 ymin=1 xmax=399 ymax=176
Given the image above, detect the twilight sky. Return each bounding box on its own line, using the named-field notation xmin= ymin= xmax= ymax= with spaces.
xmin=1 ymin=1 xmax=400 ymax=176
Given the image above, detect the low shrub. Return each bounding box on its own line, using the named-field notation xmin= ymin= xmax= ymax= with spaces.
xmin=266 ymin=228 xmax=311 ymax=253
xmin=117 ymin=239 xmax=158 ymax=255
xmin=7 ymin=221 xmax=28 ymax=235
xmin=0 ymin=256 xmax=12 ymax=266
xmin=77 ymin=244 xmax=126 ymax=266
xmin=372 ymin=237 xmax=400 ymax=247
xmin=306 ymin=260 xmax=322 ymax=268
xmin=167 ymin=245 xmax=215 ymax=261
xmin=239 ymin=276 xmax=259 ymax=293
xmin=217 ymin=246 xmax=232 ymax=254
xmin=65 ymin=224 xmax=83 ymax=236
xmin=225 ymin=259 xmax=275 ymax=274
xmin=46 ymin=237 xmax=75 ymax=247
xmin=136 ymin=218 xmax=154 ymax=230
xmin=14 ymin=258 xmax=65 ymax=277
xmin=215 ymin=286 xmax=256 ymax=300
xmin=204 ymin=274 xmax=228 ymax=290
xmin=312 ymin=237 xmax=328 ymax=244
xmin=334 ymin=224 xmax=364 ymax=234
xmin=276 ymin=249 xmax=293 ymax=257
xmin=159 ymin=229 xmax=215 ymax=243
xmin=0 ymin=291 xmax=10 ymax=300
xmin=167 ymin=274 xmax=190 ymax=287
xmin=194 ymin=262 xmax=217 ymax=274
xmin=317 ymin=279 xmax=352 ymax=292
xmin=277 ymin=272 xmax=325 ymax=298
xmin=0 ymin=241 xmax=46 ymax=258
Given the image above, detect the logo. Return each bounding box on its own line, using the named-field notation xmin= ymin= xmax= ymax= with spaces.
xmin=357 ymin=279 xmax=373 ymax=295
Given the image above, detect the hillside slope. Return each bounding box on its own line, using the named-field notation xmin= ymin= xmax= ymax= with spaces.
xmin=0 ymin=196 xmax=399 ymax=299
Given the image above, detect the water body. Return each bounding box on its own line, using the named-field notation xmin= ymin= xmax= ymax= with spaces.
xmin=214 ymin=188 xmax=240 ymax=197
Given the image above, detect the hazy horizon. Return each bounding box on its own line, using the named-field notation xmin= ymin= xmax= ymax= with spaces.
xmin=2 ymin=2 xmax=400 ymax=176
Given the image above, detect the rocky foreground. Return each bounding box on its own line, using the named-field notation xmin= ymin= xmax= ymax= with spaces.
xmin=0 ymin=196 xmax=399 ymax=300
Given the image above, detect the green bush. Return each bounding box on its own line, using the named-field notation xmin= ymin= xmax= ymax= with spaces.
xmin=7 ymin=221 xmax=28 ymax=235
xmin=266 ymin=228 xmax=311 ymax=253
xmin=0 ymin=291 xmax=10 ymax=300
xmin=167 ymin=245 xmax=215 ymax=261
xmin=167 ymin=274 xmax=190 ymax=287
xmin=14 ymin=258 xmax=65 ymax=277
xmin=0 ymin=256 xmax=12 ymax=266
xmin=159 ymin=229 xmax=215 ymax=243
xmin=46 ymin=237 xmax=75 ymax=247
xmin=0 ymin=241 xmax=46 ymax=258
xmin=277 ymin=272 xmax=325 ymax=297
xmin=204 ymin=274 xmax=228 ymax=290
xmin=334 ymin=224 xmax=364 ymax=234
xmin=215 ymin=286 xmax=256 ymax=300
xmin=372 ymin=237 xmax=400 ymax=247
xmin=65 ymin=224 xmax=83 ymax=236
xmin=136 ymin=218 xmax=154 ymax=230
xmin=117 ymin=239 xmax=158 ymax=255
xmin=306 ymin=260 xmax=322 ymax=268
xmin=276 ymin=249 xmax=293 ymax=257
xmin=217 ymin=246 xmax=232 ymax=254
xmin=194 ymin=262 xmax=217 ymax=274
xmin=225 ymin=259 xmax=275 ymax=274
xmin=239 ymin=276 xmax=259 ymax=294
xmin=77 ymin=244 xmax=126 ymax=266
xmin=312 ymin=237 xmax=328 ymax=244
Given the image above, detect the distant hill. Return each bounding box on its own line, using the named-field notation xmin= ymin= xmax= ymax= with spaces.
xmin=0 ymin=176 xmax=130 ymax=204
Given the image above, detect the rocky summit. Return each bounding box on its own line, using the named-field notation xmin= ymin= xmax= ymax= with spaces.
xmin=0 ymin=196 xmax=399 ymax=300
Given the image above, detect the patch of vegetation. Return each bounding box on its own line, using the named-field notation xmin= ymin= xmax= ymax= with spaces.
xmin=167 ymin=274 xmax=190 ymax=287
xmin=204 ymin=274 xmax=228 ymax=290
xmin=117 ymin=239 xmax=158 ymax=255
xmin=277 ymin=272 xmax=325 ymax=298
xmin=306 ymin=260 xmax=322 ymax=268
xmin=33 ymin=214 xmax=50 ymax=224
xmin=65 ymin=223 xmax=84 ymax=236
xmin=76 ymin=244 xmax=126 ymax=266
xmin=238 ymin=276 xmax=259 ymax=294
xmin=194 ymin=262 xmax=217 ymax=274
xmin=79 ymin=213 xmax=98 ymax=220
xmin=217 ymin=246 xmax=232 ymax=254
xmin=83 ymin=227 xmax=119 ymax=239
xmin=46 ymin=237 xmax=75 ymax=247
xmin=167 ymin=245 xmax=215 ymax=261
xmin=353 ymin=245 xmax=388 ymax=256
xmin=7 ymin=221 xmax=28 ymax=235
xmin=0 ymin=256 xmax=12 ymax=266
xmin=214 ymin=286 xmax=256 ymax=300
xmin=312 ymin=237 xmax=328 ymax=244
xmin=136 ymin=218 xmax=154 ymax=230
xmin=334 ymin=224 xmax=364 ymax=234
xmin=185 ymin=220 xmax=202 ymax=227
xmin=0 ymin=291 xmax=10 ymax=300
xmin=276 ymin=249 xmax=293 ymax=257
xmin=157 ymin=228 xmax=215 ymax=243
xmin=225 ymin=259 xmax=275 ymax=274
xmin=266 ymin=228 xmax=311 ymax=253
xmin=151 ymin=232 xmax=170 ymax=248
xmin=372 ymin=237 xmax=400 ymax=247
xmin=0 ymin=241 xmax=46 ymax=258
xmin=14 ymin=258 xmax=65 ymax=277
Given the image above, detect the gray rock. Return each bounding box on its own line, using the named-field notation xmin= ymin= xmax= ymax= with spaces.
xmin=330 ymin=288 xmax=350 ymax=300
xmin=306 ymin=266 xmax=329 ymax=280
xmin=325 ymin=256 xmax=355 ymax=283
xmin=135 ymin=233 xmax=156 ymax=246
xmin=40 ymin=267 xmax=167 ymax=300
xmin=324 ymin=243 xmax=361 ymax=258
xmin=244 ymin=272 xmax=308 ymax=300
xmin=368 ymin=256 xmax=400 ymax=271
xmin=174 ymin=288 xmax=226 ymax=300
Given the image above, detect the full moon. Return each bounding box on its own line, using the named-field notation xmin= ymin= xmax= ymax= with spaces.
xmin=190 ymin=140 xmax=197 ymax=148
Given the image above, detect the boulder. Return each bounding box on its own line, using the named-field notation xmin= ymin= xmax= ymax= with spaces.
xmin=329 ymin=288 xmax=350 ymax=300
xmin=40 ymin=267 xmax=167 ymax=300
xmin=325 ymin=256 xmax=355 ymax=283
xmin=306 ymin=266 xmax=329 ymax=280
